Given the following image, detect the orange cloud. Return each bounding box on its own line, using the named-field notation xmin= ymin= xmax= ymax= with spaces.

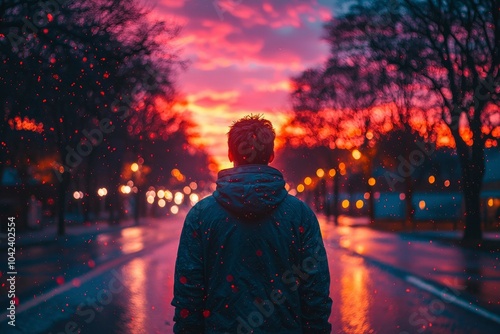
xmin=150 ymin=0 xmax=334 ymax=169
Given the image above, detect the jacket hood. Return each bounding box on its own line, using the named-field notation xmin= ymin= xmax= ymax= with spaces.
xmin=213 ymin=164 xmax=288 ymax=219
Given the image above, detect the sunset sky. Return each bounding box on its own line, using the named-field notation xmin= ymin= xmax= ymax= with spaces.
xmin=152 ymin=0 xmax=340 ymax=169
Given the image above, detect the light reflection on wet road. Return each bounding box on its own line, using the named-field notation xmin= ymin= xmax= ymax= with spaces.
xmin=1 ymin=214 xmax=499 ymax=333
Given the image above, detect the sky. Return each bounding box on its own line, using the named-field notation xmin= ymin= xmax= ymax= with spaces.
xmin=150 ymin=0 xmax=339 ymax=170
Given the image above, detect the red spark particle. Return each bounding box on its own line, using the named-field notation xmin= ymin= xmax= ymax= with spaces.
xmin=72 ymin=278 xmax=81 ymax=287
xmin=299 ymin=226 xmax=305 ymax=233
xmin=256 ymin=250 xmax=263 ymax=256
xmin=88 ymin=259 xmax=95 ymax=268
xmin=203 ymin=310 xmax=211 ymax=318
xmin=226 ymin=275 xmax=233 ymax=282
xmin=179 ymin=276 xmax=188 ymax=284
xmin=56 ymin=276 xmax=65 ymax=285
xmin=180 ymin=309 xmax=189 ymax=318
xmin=47 ymin=13 xmax=53 ymax=22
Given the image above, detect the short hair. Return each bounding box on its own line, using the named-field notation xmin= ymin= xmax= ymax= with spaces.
xmin=228 ymin=114 xmax=275 ymax=165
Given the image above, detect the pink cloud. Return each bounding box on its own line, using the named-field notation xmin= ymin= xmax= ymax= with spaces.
xmin=151 ymin=0 xmax=334 ymax=169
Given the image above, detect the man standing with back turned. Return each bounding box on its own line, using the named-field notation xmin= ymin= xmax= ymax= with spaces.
xmin=172 ymin=115 xmax=332 ymax=333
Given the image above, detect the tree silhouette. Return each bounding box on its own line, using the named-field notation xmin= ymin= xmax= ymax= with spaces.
xmin=287 ymin=0 xmax=499 ymax=241
xmin=1 ymin=0 xmax=186 ymax=234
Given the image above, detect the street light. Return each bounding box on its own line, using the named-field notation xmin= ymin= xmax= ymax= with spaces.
xmin=316 ymin=168 xmax=325 ymax=178
xmin=352 ymin=149 xmax=361 ymax=160
xmin=97 ymin=188 xmax=107 ymax=197
xmin=304 ymin=177 xmax=312 ymax=186
xmin=120 ymin=185 xmax=131 ymax=194
xmin=368 ymin=177 xmax=376 ymax=186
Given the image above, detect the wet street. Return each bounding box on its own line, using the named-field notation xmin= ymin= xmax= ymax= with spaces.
xmin=1 ymin=213 xmax=499 ymax=334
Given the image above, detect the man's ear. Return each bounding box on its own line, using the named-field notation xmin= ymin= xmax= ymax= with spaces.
xmin=268 ymin=152 xmax=274 ymax=163
xmin=228 ymin=150 xmax=234 ymax=162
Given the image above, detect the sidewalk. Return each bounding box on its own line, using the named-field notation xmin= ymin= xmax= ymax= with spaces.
xmin=0 ymin=219 xmax=139 ymax=249
xmin=323 ymin=214 xmax=500 ymax=251
xmin=317 ymin=214 xmax=500 ymax=316
xmin=400 ymin=230 xmax=500 ymax=251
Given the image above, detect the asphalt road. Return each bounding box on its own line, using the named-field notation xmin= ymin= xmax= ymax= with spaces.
xmin=1 ymin=213 xmax=499 ymax=333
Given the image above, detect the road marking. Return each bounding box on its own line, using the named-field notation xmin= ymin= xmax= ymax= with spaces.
xmin=0 ymin=237 xmax=178 ymax=322
xmin=334 ymin=238 xmax=500 ymax=325
xmin=406 ymin=275 xmax=500 ymax=325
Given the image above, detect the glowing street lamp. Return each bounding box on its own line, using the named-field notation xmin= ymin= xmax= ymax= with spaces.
xmin=97 ymin=188 xmax=108 ymax=197
xmin=328 ymin=169 xmax=336 ymax=177
xmin=316 ymin=168 xmax=325 ymax=178
xmin=368 ymin=177 xmax=376 ymax=186
xmin=304 ymin=177 xmax=312 ymax=186
xmin=352 ymin=149 xmax=361 ymax=160
xmin=174 ymin=192 xmax=184 ymax=205
xmin=120 ymin=185 xmax=131 ymax=194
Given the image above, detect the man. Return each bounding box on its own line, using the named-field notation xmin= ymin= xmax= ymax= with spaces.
xmin=172 ymin=115 xmax=332 ymax=333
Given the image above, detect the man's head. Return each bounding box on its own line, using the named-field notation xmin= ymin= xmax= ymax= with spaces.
xmin=228 ymin=115 xmax=275 ymax=166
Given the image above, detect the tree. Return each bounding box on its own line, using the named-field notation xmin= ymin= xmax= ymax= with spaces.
xmin=288 ymin=0 xmax=499 ymax=241
xmin=1 ymin=0 xmax=184 ymax=234
xmin=375 ymin=129 xmax=434 ymax=226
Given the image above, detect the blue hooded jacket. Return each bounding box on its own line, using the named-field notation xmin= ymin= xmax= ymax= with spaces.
xmin=172 ymin=164 xmax=332 ymax=333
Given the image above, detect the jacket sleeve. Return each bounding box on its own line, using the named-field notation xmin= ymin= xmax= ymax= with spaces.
xmin=171 ymin=205 xmax=205 ymax=333
xmin=299 ymin=206 xmax=332 ymax=333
